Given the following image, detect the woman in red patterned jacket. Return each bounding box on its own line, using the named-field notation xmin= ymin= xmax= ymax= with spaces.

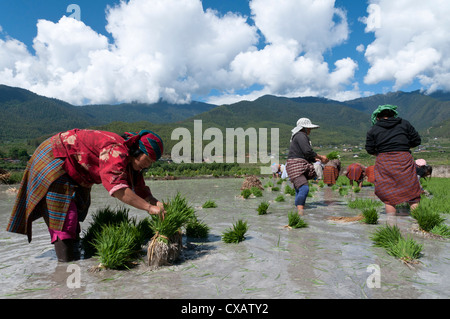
xmin=365 ymin=105 xmax=422 ymax=215
xmin=7 ymin=129 xmax=165 ymax=261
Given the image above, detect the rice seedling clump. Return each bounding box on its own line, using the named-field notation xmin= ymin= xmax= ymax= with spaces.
xmin=348 ymin=198 xmax=382 ymax=210
xmin=83 ymin=207 xmax=153 ymax=270
xmin=284 ymin=185 xmax=295 ymax=196
xmin=241 ymin=188 xmax=252 ymax=199
xmin=92 ymin=221 xmax=143 ymax=269
xmin=287 ymin=211 xmax=308 ymax=229
xmin=362 ymin=208 xmax=379 ymax=224
xmin=185 ymin=218 xmax=210 ymax=238
xmin=222 ymin=220 xmax=248 ymax=243
xmin=202 ymin=200 xmax=217 ymax=208
xmin=257 ymin=201 xmax=270 ymax=215
xmin=251 ymin=187 xmax=263 ymax=197
xmin=147 ymin=193 xmax=195 ymax=268
xmin=411 ymin=200 xmax=445 ymax=232
xmin=370 ymin=225 xmax=422 ymax=264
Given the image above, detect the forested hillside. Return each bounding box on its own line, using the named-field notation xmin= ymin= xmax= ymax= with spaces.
xmin=0 ymin=85 xmax=215 ymax=141
xmin=1 ymin=85 xmax=449 ymax=154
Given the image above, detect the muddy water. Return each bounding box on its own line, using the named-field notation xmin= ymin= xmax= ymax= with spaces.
xmin=1 ymin=178 xmax=449 ymax=299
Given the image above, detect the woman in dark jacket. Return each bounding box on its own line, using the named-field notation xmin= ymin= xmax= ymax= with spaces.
xmin=365 ymin=105 xmax=422 ymax=215
xmin=286 ymin=118 xmax=328 ymax=215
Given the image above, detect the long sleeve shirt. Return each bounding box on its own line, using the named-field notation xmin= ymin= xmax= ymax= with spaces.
xmin=288 ymin=131 xmax=317 ymax=163
xmin=365 ymin=117 xmax=421 ymax=155
xmin=52 ymin=129 xmax=151 ymax=198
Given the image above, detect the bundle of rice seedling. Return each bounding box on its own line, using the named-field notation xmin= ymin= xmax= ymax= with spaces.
xmin=202 ymin=200 xmax=217 ymax=208
xmin=348 ymin=198 xmax=383 ymax=210
xmin=241 ymin=188 xmax=252 ymax=199
xmin=185 ymin=218 xmax=210 ymax=238
xmin=257 ymin=201 xmax=270 ymax=215
xmin=284 ymin=185 xmax=295 ymax=196
xmin=147 ymin=193 xmax=195 ymax=269
xmin=82 ymin=206 xmax=134 ymax=256
xmin=411 ymin=203 xmax=445 ymax=232
xmin=338 ymin=187 xmax=348 ymax=196
xmin=264 ymin=181 xmax=274 ymax=188
xmin=92 ymin=221 xmax=143 ymax=269
xmin=286 ymin=211 xmax=308 ymax=229
xmin=84 ymin=207 xmax=153 ymax=270
xmin=274 ymin=194 xmax=285 ymax=202
xmin=326 ymin=151 xmax=340 ymax=160
xmin=251 ymin=187 xmax=263 ymax=197
xmin=370 ymin=225 xmax=422 ymax=265
xmin=222 ymin=220 xmax=248 ymax=243
xmin=430 ymin=224 xmax=450 ymax=239
xmin=362 ymin=208 xmax=379 ymax=224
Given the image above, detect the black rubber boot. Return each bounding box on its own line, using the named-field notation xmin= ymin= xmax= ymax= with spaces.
xmin=54 ymin=238 xmax=75 ymax=262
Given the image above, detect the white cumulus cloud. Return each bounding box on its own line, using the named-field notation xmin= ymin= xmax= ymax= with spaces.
xmin=362 ymin=0 xmax=450 ymax=93
xmin=0 ymin=0 xmax=359 ymax=105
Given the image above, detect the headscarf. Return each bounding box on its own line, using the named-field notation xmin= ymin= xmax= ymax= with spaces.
xmin=371 ymin=104 xmax=399 ymax=125
xmin=123 ymin=130 xmax=164 ymax=161
xmin=415 ymin=159 xmax=427 ymax=167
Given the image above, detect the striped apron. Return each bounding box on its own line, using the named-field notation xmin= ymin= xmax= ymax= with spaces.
xmin=7 ymin=138 xmax=75 ymax=242
xmin=374 ymin=152 xmax=422 ymax=206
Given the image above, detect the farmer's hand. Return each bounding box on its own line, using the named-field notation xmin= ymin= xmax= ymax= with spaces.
xmin=317 ymin=155 xmax=329 ymax=164
xmin=147 ymin=204 xmax=165 ymax=219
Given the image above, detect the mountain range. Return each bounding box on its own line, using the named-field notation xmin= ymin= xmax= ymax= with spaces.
xmin=0 ymin=84 xmax=449 ymax=153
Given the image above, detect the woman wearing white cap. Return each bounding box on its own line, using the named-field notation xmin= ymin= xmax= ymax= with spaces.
xmin=285 ymin=118 xmax=328 ymax=215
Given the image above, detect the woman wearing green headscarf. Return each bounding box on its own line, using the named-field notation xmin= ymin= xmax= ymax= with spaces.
xmin=365 ymin=105 xmax=422 ymax=215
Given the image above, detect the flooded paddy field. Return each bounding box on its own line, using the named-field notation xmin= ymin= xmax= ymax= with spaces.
xmin=1 ymin=177 xmax=449 ymax=299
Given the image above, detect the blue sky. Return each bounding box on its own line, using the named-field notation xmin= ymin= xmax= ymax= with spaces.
xmin=0 ymin=0 xmax=447 ymax=105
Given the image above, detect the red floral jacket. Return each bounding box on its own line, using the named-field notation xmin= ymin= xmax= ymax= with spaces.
xmin=51 ymin=129 xmax=151 ymax=198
